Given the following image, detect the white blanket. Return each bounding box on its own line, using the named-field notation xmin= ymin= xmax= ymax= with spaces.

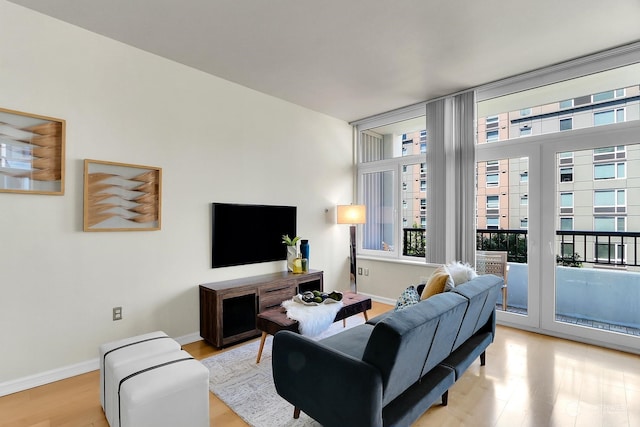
xmin=281 ymin=299 xmax=344 ymax=337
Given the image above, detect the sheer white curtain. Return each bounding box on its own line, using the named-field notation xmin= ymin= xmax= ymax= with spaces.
xmin=425 ymin=91 xmax=476 ymax=265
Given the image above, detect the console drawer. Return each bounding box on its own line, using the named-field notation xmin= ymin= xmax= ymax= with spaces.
xmin=259 ymin=281 xmax=297 ymax=311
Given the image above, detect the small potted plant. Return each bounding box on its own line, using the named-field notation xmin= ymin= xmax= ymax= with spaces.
xmin=282 ymin=234 xmax=300 ymax=272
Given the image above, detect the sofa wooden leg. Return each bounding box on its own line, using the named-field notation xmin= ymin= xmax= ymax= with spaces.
xmin=294 ymin=407 xmax=301 ymax=419
xmin=480 ymin=351 xmax=486 ymax=366
xmin=442 ymin=390 xmax=449 ymax=406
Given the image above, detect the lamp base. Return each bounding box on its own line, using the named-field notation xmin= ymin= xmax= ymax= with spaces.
xmin=349 ymin=224 xmax=357 ymax=293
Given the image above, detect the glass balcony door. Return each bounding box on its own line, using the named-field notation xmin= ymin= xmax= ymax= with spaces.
xmin=541 ymin=122 xmax=640 ymax=351
xmin=477 ymin=141 xmax=541 ymax=329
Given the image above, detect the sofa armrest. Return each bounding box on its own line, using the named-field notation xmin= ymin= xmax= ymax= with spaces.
xmin=272 ymin=330 xmax=384 ymax=427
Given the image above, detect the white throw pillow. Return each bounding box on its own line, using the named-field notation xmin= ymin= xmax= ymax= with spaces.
xmin=446 ymin=261 xmax=478 ymax=286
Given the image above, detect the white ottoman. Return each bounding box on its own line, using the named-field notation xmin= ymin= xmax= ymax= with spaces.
xmin=109 ymin=349 xmax=210 ymax=427
xmin=99 ymin=331 xmax=181 ymax=411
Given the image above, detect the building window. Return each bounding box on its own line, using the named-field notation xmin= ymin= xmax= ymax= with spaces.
xmin=594 ymin=145 xmax=626 ymax=161
xmin=592 ymin=90 xmax=615 ymax=102
xmin=560 ymin=167 xmax=573 ymax=182
xmin=420 ymin=180 xmax=426 ymax=192
xmin=560 ymin=118 xmax=573 ymax=131
xmin=594 ymin=108 xmax=625 ymax=126
xmin=487 ymin=217 xmax=499 ymax=229
xmin=594 ymin=162 xmax=625 ymax=180
xmin=594 ymin=189 xmax=626 ymax=213
xmin=560 ymin=192 xmax=574 ymax=214
xmin=520 ymin=126 xmax=532 ymax=136
xmin=486 ymin=130 xmax=499 ymax=142
xmin=594 ymin=216 xmax=626 ymax=232
xmin=520 ymin=172 xmax=528 ymax=182
xmin=558 ymin=151 xmax=574 ymax=165
xmin=486 ymin=173 xmax=499 ymax=187
xmin=520 ymin=195 xmax=528 ymax=205
xmin=560 ymin=217 xmax=573 ymax=230
xmin=520 ymin=218 xmax=528 ymax=229
xmin=487 ymin=195 xmax=499 ymax=209
xmin=559 ymin=99 xmax=573 ymax=109
xmin=520 ymin=108 xmax=531 ymax=116
xmin=595 ymin=243 xmax=625 ymax=264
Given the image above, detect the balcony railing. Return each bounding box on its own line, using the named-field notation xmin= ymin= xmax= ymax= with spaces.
xmin=405 ymin=228 xmax=640 ymax=268
xmin=476 ymin=229 xmax=528 ymax=263
xmin=557 ymin=230 xmax=640 ymax=267
xmin=403 ymin=228 xmax=425 ymax=257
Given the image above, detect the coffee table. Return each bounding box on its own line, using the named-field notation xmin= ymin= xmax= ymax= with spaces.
xmin=255 ymin=291 xmax=372 ymax=363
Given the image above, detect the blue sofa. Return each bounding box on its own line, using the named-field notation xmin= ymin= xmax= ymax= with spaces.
xmin=272 ymin=274 xmax=503 ymax=427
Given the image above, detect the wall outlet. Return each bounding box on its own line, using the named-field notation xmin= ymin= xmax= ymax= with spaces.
xmin=364 ymin=268 xmax=369 ymax=276
xmin=113 ymin=306 xmax=122 ymax=321
xmin=357 ymin=267 xmax=363 ymax=275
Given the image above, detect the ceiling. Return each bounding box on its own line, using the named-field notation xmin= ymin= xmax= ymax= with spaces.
xmin=8 ymin=0 xmax=640 ymax=123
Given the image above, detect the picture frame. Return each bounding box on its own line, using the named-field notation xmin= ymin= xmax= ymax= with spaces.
xmin=83 ymin=159 xmax=162 ymax=231
xmin=0 ymin=107 xmax=66 ymax=195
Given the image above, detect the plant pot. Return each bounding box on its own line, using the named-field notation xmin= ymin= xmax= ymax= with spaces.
xmin=286 ymin=246 xmax=297 ymax=272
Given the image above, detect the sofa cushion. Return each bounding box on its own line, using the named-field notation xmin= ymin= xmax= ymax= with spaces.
xmin=420 ymin=266 xmax=452 ymax=299
xmin=394 ymin=285 xmax=420 ymax=311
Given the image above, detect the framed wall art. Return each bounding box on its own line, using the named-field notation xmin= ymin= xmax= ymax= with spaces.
xmin=0 ymin=107 xmax=65 ymax=195
xmin=83 ymin=159 xmax=162 ymax=231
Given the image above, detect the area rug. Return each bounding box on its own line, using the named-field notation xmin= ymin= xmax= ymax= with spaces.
xmin=201 ymin=316 xmax=365 ymax=427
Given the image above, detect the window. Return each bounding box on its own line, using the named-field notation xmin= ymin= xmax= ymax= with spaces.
xmin=486 ymin=173 xmax=499 ymax=186
xmin=559 ymin=151 xmax=574 ymax=165
xmin=592 ymin=90 xmax=615 ymax=102
xmin=560 ymin=167 xmax=573 ymax=182
xmin=520 ymin=218 xmax=528 ymax=229
xmin=594 ymin=108 xmax=625 ymax=126
xmin=560 ymin=118 xmax=573 ymax=131
xmin=594 ymin=216 xmax=626 ymax=232
xmin=594 ymin=162 xmax=625 ymax=180
xmin=559 ymin=99 xmax=573 ymax=109
xmin=520 ymin=172 xmax=528 ymax=182
xmin=487 ymin=217 xmax=499 ymax=229
xmin=520 ymin=108 xmax=531 ymax=116
xmin=594 ymin=145 xmax=626 ymax=161
xmin=358 ymin=116 xmax=427 ymax=259
xmin=486 ymin=130 xmax=499 ymax=142
xmin=520 ymin=195 xmax=528 ymax=205
xmin=594 ymin=189 xmax=626 ymax=213
xmin=520 ymin=126 xmax=532 ymax=136
xmin=560 ymin=192 xmax=573 ymax=214
xmin=487 ymin=195 xmax=499 ymax=209
xmin=560 ymin=217 xmax=573 ymax=230
xmin=595 ymin=243 xmax=625 ymax=264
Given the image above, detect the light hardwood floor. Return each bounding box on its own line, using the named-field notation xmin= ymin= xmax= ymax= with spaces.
xmin=1 ymin=301 xmax=638 ymax=427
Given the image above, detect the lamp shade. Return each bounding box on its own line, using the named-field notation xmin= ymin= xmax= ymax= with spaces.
xmin=337 ymin=205 xmax=366 ymax=224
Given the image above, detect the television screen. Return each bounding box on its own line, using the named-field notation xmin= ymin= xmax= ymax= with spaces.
xmin=211 ymin=203 xmax=297 ymax=268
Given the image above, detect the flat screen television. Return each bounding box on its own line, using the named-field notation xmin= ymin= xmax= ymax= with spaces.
xmin=211 ymin=203 xmax=297 ymax=268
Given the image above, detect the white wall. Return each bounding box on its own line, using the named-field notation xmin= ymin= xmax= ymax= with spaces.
xmin=0 ymin=1 xmax=353 ymax=388
xmin=357 ymin=258 xmax=438 ymax=302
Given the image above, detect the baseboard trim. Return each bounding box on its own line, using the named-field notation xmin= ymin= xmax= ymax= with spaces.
xmin=358 ymin=291 xmax=396 ymax=306
xmin=0 ymin=331 xmax=203 ymax=397
xmin=0 ymin=358 xmax=99 ymax=397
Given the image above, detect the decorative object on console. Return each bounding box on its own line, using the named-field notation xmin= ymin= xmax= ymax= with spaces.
xmin=300 ymin=239 xmax=310 ymax=268
xmin=0 ymin=107 xmax=65 ymax=195
xmin=282 ymin=234 xmax=300 ymax=272
xmin=337 ymin=204 xmax=366 ymax=293
xmin=84 ymin=159 xmax=161 ymax=231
